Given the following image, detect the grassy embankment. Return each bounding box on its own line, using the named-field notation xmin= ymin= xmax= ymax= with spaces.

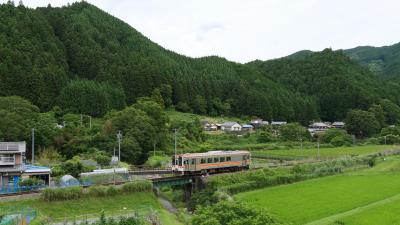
xmin=236 ymin=155 xmax=400 ymax=225
xmin=0 ymin=192 xmax=182 ymax=225
xmin=252 ymin=145 xmax=397 ymax=160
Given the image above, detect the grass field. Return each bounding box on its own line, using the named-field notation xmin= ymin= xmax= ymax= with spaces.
xmin=252 ymin=145 xmax=397 ymax=160
xmin=0 ymin=192 xmax=182 ymax=225
xmin=235 ymin=155 xmax=400 ymax=225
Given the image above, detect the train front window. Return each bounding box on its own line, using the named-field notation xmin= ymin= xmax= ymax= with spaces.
xmin=201 ymin=158 xmax=206 ymax=164
xmin=207 ymin=158 xmax=212 ymax=163
xmin=178 ymin=157 xmax=183 ymax=166
xmin=172 ymin=156 xmax=175 ymax=165
xmin=227 ymin=157 xmax=231 ymax=161
xmin=214 ymin=158 xmax=219 ymax=163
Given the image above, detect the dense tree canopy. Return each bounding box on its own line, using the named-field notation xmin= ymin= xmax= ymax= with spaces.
xmin=58 ymin=79 xmax=126 ymax=116
xmin=192 ymin=201 xmax=280 ymax=225
xmin=345 ymin=109 xmax=380 ymax=137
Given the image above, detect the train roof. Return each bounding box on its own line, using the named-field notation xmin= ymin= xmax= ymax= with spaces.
xmin=177 ymin=150 xmax=250 ymax=158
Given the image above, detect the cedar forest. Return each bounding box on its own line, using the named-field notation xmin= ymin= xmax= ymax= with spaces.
xmin=2 ymin=1 xmax=400 ymax=165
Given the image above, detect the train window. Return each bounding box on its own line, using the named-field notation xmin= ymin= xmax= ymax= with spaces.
xmin=178 ymin=157 xmax=183 ymax=166
xmin=220 ymin=157 xmax=225 ymax=162
xmin=191 ymin=159 xmax=196 ymax=164
xmin=207 ymin=158 xmax=212 ymax=163
xmin=214 ymin=158 xmax=219 ymax=163
xmin=242 ymin=155 xmax=246 ymax=160
xmin=226 ymin=156 xmax=231 ymax=161
xmin=201 ymin=158 xmax=206 ymax=164
xmin=184 ymin=160 xmax=189 ymax=165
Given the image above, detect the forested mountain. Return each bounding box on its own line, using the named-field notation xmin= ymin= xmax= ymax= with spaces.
xmin=247 ymin=49 xmax=400 ymax=121
xmin=1 ymin=1 xmax=400 ymax=123
xmin=0 ymin=1 xmax=318 ymax=122
xmin=344 ymin=42 xmax=400 ymax=77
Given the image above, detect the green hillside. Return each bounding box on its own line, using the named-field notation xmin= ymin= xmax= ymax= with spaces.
xmin=0 ymin=1 xmax=317 ymax=122
xmin=344 ymin=42 xmax=400 ymax=77
xmin=247 ymin=49 xmax=398 ymax=121
xmin=1 ymin=1 xmax=400 ymax=123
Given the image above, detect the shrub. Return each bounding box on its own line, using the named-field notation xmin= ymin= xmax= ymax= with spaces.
xmin=18 ymin=178 xmax=45 ymax=187
xmin=106 ymin=186 xmax=119 ymax=196
xmin=330 ymin=136 xmax=346 ymax=146
xmin=121 ymin=180 xmax=152 ymax=193
xmin=379 ymin=134 xmax=400 ymax=144
xmin=88 ymin=185 xmax=108 ymax=197
xmin=42 ymin=186 xmax=83 ymax=201
xmin=192 ymin=201 xmax=279 ymax=225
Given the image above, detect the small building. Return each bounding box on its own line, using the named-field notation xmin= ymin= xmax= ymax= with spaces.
xmin=250 ymin=118 xmax=268 ymax=129
xmin=271 ymin=121 xmax=287 ymax=126
xmin=308 ymin=122 xmax=330 ymax=136
xmin=204 ymin=123 xmax=218 ymax=131
xmin=332 ymin=121 xmax=345 ymax=129
xmin=0 ymin=142 xmax=50 ymax=190
xmin=23 ymin=164 xmax=51 ymax=185
xmin=0 ymin=142 xmax=26 ymax=187
xmin=221 ymin=122 xmax=242 ymax=132
xmin=309 ymin=122 xmax=329 ymax=131
xmin=242 ymin=124 xmax=254 ymax=131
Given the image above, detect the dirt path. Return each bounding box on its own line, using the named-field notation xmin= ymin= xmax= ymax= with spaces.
xmin=157 ymin=196 xmax=177 ymax=214
xmin=0 ymin=192 xmax=40 ymax=202
xmin=305 ymin=192 xmax=400 ymax=225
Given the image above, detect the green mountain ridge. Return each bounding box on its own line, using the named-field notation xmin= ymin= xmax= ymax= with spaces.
xmin=1 ymin=1 xmax=400 ymax=122
xmin=344 ymin=43 xmax=400 ymax=77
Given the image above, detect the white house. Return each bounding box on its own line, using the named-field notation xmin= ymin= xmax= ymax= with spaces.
xmin=332 ymin=122 xmax=345 ymax=129
xmin=221 ymin=122 xmax=242 ymax=131
xmin=309 ymin=122 xmax=329 ymax=131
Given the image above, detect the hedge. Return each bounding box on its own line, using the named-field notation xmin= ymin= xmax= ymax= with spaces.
xmin=41 ymin=180 xmax=153 ymax=201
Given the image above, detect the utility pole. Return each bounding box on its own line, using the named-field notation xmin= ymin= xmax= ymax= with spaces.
xmin=31 ymin=128 xmax=35 ymax=164
xmin=317 ymin=136 xmax=320 ymax=160
xmin=300 ymin=138 xmax=303 ymax=151
xmin=89 ymin=116 xmax=92 ymax=129
xmin=117 ymin=130 xmax=122 ymax=162
xmin=174 ymin=129 xmax=177 ymax=164
xmin=384 ymin=135 xmax=387 ymax=145
xmin=80 ymin=114 xmax=83 ymax=126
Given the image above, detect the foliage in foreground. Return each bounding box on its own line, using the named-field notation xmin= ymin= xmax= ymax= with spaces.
xmin=192 ymin=201 xmax=281 ymax=225
xmin=75 ymin=213 xmax=145 ymax=225
xmin=41 ymin=180 xmax=152 ymax=201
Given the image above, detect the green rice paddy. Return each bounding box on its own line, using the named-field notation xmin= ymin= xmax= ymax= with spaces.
xmin=236 ymin=155 xmax=400 ymax=225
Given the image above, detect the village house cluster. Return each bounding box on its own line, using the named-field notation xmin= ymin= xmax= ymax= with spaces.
xmin=202 ymin=118 xmax=345 ymax=136
xmin=308 ymin=121 xmax=345 ymax=136
xmin=201 ymin=119 xmax=287 ymax=133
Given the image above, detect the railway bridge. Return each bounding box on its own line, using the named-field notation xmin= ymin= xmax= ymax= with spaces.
xmin=150 ymin=175 xmax=206 ymax=201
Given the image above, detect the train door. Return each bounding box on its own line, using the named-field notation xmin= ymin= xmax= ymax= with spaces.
xmin=241 ymin=155 xmax=247 ymax=166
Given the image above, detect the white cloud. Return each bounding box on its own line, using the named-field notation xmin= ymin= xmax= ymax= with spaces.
xmin=7 ymin=0 xmax=400 ymax=62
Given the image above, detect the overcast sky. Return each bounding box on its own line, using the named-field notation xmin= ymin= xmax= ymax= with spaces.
xmin=11 ymin=0 xmax=400 ymax=63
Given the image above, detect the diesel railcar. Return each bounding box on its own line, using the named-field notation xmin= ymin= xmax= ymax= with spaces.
xmin=172 ymin=150 xmax=251 ymax=175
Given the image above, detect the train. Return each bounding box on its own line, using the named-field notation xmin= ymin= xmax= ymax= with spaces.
xmin=172 ymin=150 xmax=251 ymax=175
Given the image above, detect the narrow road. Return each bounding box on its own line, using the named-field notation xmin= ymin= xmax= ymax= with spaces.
xmin=305 ymin=192 xmax=400 ymax=225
